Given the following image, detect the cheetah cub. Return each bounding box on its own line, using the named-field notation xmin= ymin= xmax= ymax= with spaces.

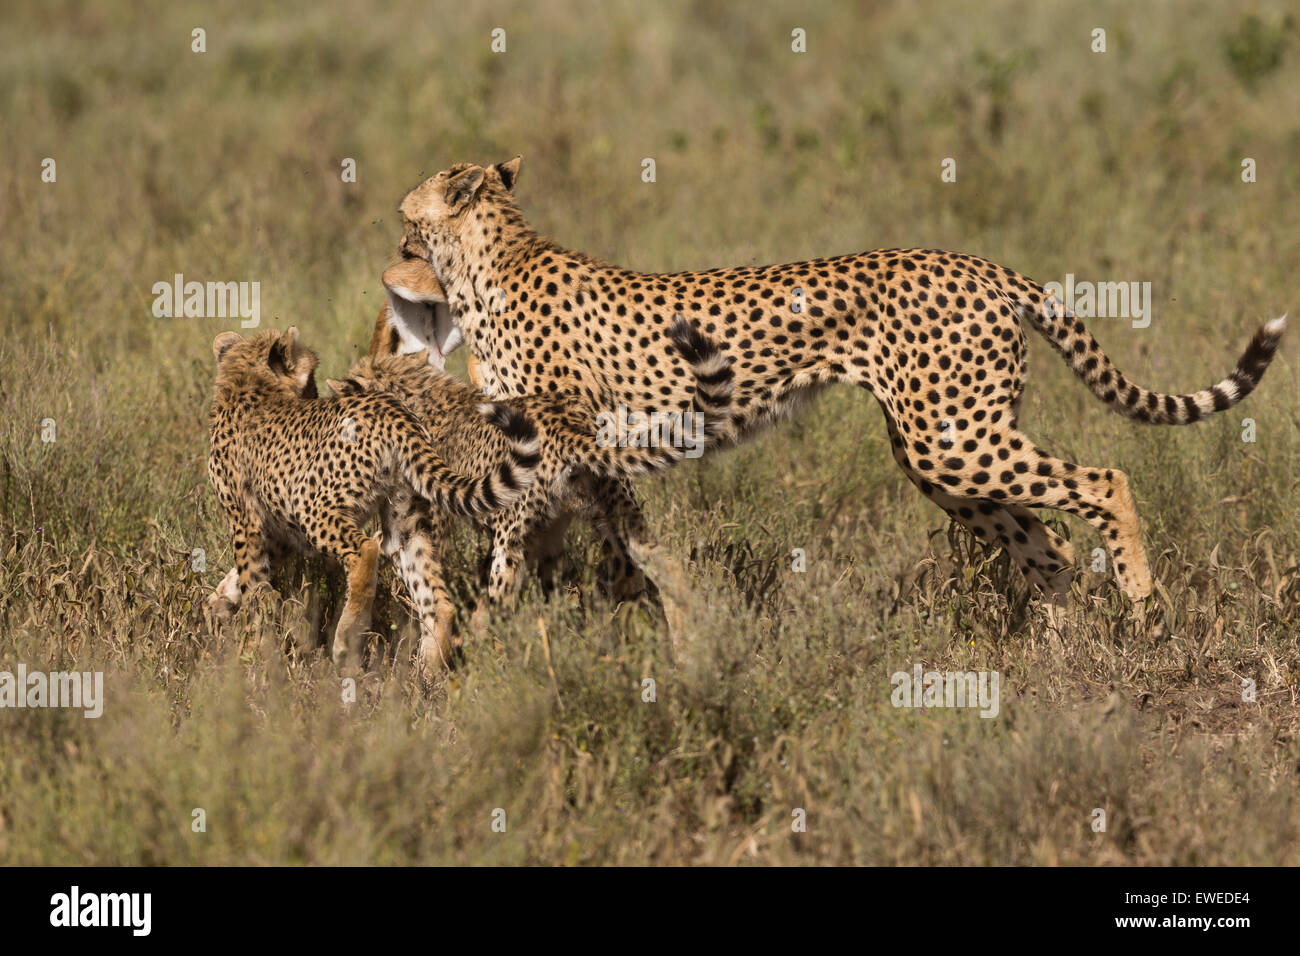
xmin=331 ymin=266 xmax=733 ymax=653
xmin=207 ymin=327 xmax=539 ymax=677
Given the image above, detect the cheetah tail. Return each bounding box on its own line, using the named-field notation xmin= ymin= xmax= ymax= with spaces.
xmin=669 ymin=315 xmax=736 ymax=442
xmin=398 ymin=406 xmax=540 ymax=518
xmin=1016 ymin=301 xmax=1286 ymax=425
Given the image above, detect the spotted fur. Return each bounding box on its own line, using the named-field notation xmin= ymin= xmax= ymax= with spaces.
xmin=206 ymin=327 xmax=538 ymax=676
xmin=394 ymin=156 xmax=1287 ymax=610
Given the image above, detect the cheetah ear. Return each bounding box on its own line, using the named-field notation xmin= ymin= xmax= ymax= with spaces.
xmin=267 ymin=327 xmax=303 ymax=376
xmin=444 ymin=165 xmax=485 ymax=210
xmin=493 ymin=156 xmax=522 ymax=191
xmin=267 ymin=340 xmax=289 ymax=377
xmin=332 ymin=375 xmax=375 ymax=395
xmin=279 ymin=326 xmax=314 ymax=368
xmin=212 ymin=331 xmax=242 ymax=363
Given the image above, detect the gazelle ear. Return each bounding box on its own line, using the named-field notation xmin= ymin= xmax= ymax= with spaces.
xmin=444 ymin=165 xmax=485 ymax=210
xmin=369 ymin=305 xmax=399 ymax=357
xmin=494 ymin=156 xmax=522 ymax=191
xmin=212 ymin=331 xmax=242 ymax=363
xmin=381 ymin=259 xmax=447 ymax=303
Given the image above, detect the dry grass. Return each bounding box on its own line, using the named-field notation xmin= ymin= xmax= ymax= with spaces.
xmin=1 ymin=0 xmax=1298 ymax=864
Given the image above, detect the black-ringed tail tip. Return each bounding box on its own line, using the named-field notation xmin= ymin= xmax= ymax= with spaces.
xmin=668 ymin=315 xmax=735 ymax=415
xmin=477 ymin=402 xmax=540 ymax=503
xmin=1014 ymin=304 xmax=1286 ymax=426
xmin=477 ymin=402 xmax=543 ymax=480
xmin=478 ymin=402 xmax=541 ymax=450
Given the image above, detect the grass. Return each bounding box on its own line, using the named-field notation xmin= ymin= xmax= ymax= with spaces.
xmin=1 ymin=0 xmax=1298 ymax=865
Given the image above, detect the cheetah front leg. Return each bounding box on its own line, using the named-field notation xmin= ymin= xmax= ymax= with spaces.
xmin=593 ymin=519 xmax=656 ymax=606
xmin=470 ymin=516 xmax=529 ymax=636
xmin=590 ymin=476 xmax=690 ymax=656
xmin=207 ymin=566 xmax=242 ymax=622
xmin=208 ymin=537 xmax=293 ymax=621
xmin=527 ymin=508 xmax=577 ymax=596
xmin=220 ymin=506 xmax=273 ymax=614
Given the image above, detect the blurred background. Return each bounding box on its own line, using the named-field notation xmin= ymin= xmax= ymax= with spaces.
xmin=1 ymin=1 xmax=1297 ymax=864
xmin=3 ymin=0 xmax=1297 ymax=543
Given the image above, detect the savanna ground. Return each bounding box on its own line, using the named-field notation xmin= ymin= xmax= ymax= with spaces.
xmin=1 ymin=1 xmax=1298 ymax=865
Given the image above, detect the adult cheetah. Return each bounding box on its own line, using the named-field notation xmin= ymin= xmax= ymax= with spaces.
xmin=208 ymin=326 xmax=539 ymax=676
xmin=394 ymin=157 xmax=1286 ymax=619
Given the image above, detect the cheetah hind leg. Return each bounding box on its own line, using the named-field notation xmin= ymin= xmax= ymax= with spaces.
xmin=468 ymin=509 xmax=582 ymax=639
xmin=882 ymin=413 xmax=1075 ymax=606
xmin=470 ymin=506 xmax=577 ymax=635
xmin=918 ymin=429 xmax=1160 ymax=632
xmin=330 ymin=536 xmax=381 ymax=675
xmin=571 ymin=472 xmax=663 ymax=614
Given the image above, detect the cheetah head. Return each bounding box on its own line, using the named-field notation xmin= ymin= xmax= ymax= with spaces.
xmin=211 ymin=327 xmax=320 ymax=400
xmin=397 ymin=157 xmax=524 ymax=324
xmin=377 ymin=258 xmax=461 ymax=370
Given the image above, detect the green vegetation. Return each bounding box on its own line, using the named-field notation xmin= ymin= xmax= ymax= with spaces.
xmin=1 ymin=0 xmax=1297 ymax=864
